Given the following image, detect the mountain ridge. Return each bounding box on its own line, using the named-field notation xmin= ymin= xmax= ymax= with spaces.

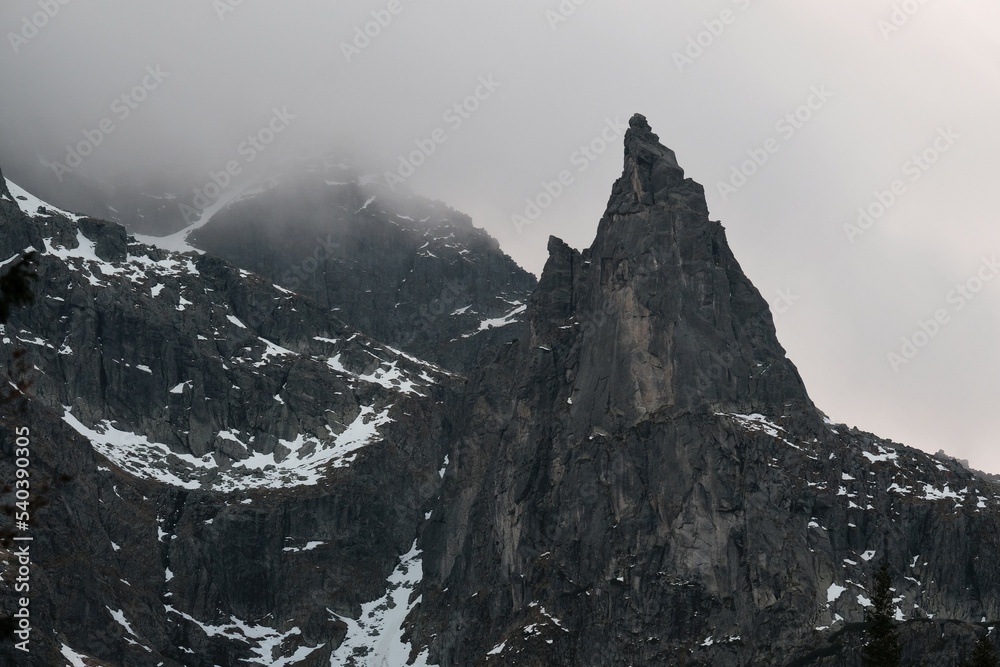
xmin=0 ymin=118 xmax=998 ymax=666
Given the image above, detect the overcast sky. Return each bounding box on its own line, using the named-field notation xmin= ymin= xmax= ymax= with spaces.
xmin=2 ymin=0 xmax=999 ymax=472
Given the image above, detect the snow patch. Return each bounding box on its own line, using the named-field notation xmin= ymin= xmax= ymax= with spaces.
xmin=462 ymin=304 xmax=527 ymax=338
xmin=862 ymin=446 xmax=898 ymax=464
xmin=283 ymin=541 xmax=324 ymax=553
xmin=60 ymin=644 xmax=96 ymax=667
xmin=329 ymin=541 xmax=435 ymax=666
xmin=719 ymin=412 xmax=806 ymax=451
xmin=133 ymin=182 xmax=250 ymax=253
xmin=165 ymin=606 xmax=323 ymax=666
xmin=6 ymin=178 xmax=83 ymax=221
xmin=63 ymin=404 xmax=393 ymax=492
xmin=43 ymin=231 xmax=201 ymax=290
xmin=326 ymin=354 xmax=430 ymax=396
xmin=920 ymin=484 xmax=963 ymax=502
xmin=254 ymin=337 xmax=295 ymax=367
xmin=827 ymin=583 xmax=847 ymax=603
xmin=108 ymin=607 xmax=142 ymax=643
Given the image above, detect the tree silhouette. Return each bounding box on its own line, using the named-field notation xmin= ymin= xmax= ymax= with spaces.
xmin=0 ymin=251 xmax=36 ymax=324
xmin=966 ymin=634 xmax=1000 ymax=667
xmin=862 ymin=560 xmax=901 ymax=667
xmin=0 ymin=252 xmax=37 ymax=406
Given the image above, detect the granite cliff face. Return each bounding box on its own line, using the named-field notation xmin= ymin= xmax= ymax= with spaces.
xmin=409 ymin=116 xmax=1000 ymax=666
xmin=0 ymin=117 xmax=998 ymax=667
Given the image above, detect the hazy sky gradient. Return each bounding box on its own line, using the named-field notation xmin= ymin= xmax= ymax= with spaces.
xmin=2 ymin=0 xmax=999 ymax=471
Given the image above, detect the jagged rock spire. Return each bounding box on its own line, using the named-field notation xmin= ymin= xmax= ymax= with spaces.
xmin=531 ymin=113 xmax=816 ymax=426
xmin=609 ymin=113 xmax=687 ymax=211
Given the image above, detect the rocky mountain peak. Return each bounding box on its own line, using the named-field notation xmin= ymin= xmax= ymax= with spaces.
xmin=528 ymin=114 xmax=816 ymax=428
xmin=411 ymin=118 xmax=1000 ymax=667
xmin=610 ymin=112 xmax=688 ymax=211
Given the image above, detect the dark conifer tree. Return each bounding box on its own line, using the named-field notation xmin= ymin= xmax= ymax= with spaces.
xmin=0 ymin=252 xmax=37 ymax=405
xmin=0 ymin=251 xmax=36 ymax=324
xmin=966 ymin=634 xmax=1000 ymax=667
xmin=862 ymin=560 xmax=902 ymax=667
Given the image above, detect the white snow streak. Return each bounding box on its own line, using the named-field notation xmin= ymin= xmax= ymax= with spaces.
xmin=329 ymin=541 xmax=435 ymax=666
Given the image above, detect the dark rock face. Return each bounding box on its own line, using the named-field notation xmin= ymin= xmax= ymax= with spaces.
xmin=0 ymin=187 xmax=455 ymax=666
xmin=189 ymin=173 xmax=536 ymax=373
xmin=409 ymin=115 xmax=1000 ymax=666
xmin=537 ymin=114 xmax=815 ymax=427
xmin=0 ymin=117 xmax=998 ymax=667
